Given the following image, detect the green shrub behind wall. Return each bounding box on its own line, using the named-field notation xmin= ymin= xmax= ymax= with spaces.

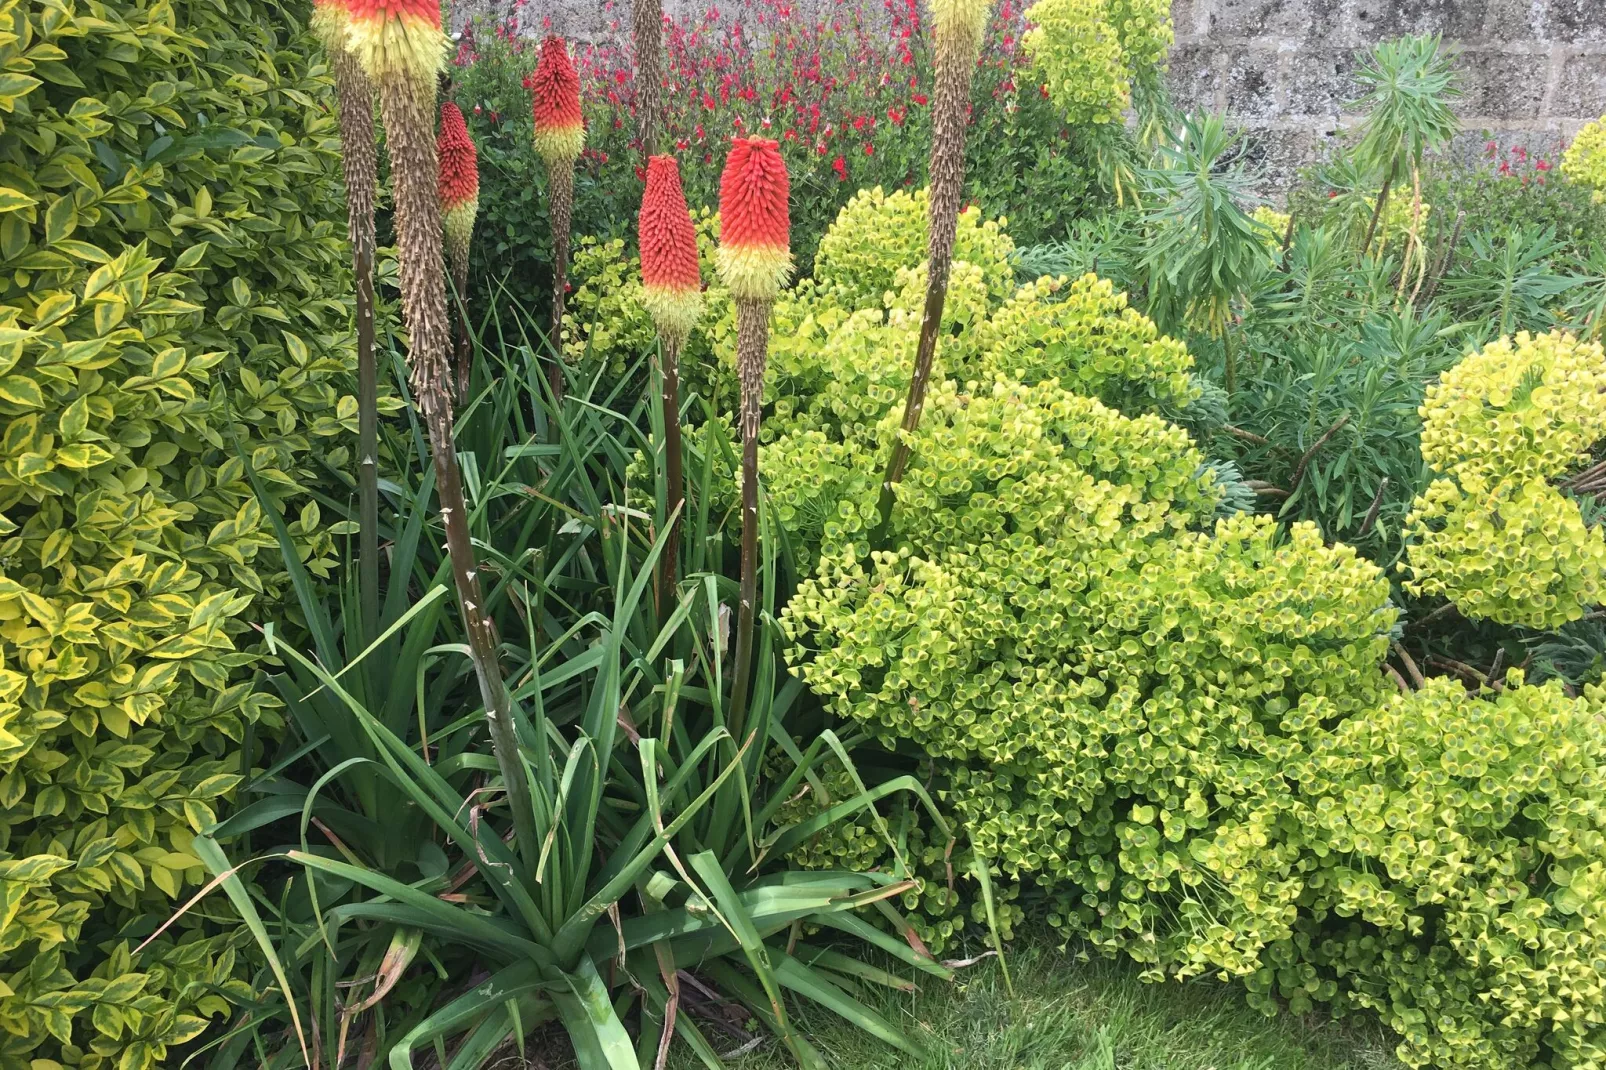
xmin=0 ymin=0 xmax=375 ymax=1065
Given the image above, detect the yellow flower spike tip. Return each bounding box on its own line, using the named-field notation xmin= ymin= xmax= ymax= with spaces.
xmin=338 ymin=0 xmax=446 ymax=87
xmin=308 ymin=0 xmax=348 ymax=55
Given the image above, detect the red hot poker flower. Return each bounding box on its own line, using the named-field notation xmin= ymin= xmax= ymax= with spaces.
xmin=438 ymin=101 xmax=479 ymax=209
xmin=338 ymin=0 xmax=444 ymax=83
xmin=438 ymin=101 xmax=480 ymax=253
xmin=716 ymin=136 xmax=791 ymax=301
xmin=639 ymin=154 xmax=704 ymax=343
xmin=529 ymin=35 xmax=584 ymax=164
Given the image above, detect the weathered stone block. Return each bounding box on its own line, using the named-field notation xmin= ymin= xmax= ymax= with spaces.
xmin=1543 ymin=0 xmax=1606 ymax=45
xmin=1553 ymin=52 xmax=1606 ymax=116
xmin=1226 ymin=47 xmax=1282 ymax=117
xmin=1238 ymin=127 xmax=1327 ymax=193
xmin=1207 ymin=0 xmax=1340 ymax=41
xmin=1281 ymin=49 xmax=1360 ymax=117
xmin=1350 ymin=0 xmax=1490 ymax=41
xmin=1166 ymin=43 xmax=1226 ymax=110
xmin=1454 ymin=48 xmax=1547 ymax=119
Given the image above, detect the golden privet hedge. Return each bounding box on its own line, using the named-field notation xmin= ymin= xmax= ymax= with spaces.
xmin=0 ymin=0 xmax=376 ymax=1065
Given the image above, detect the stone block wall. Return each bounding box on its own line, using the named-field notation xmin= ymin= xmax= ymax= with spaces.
xmin=1167 ymin=0 xmax=1606 ymax=191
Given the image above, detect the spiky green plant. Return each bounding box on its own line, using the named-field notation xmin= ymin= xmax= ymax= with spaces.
xmin=1350 ymin=34 xmax=1460 ymax=255
xmin=1140 ymin=112 xmax=1273 ymax=394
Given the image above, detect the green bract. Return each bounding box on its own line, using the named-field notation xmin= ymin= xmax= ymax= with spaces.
xmin=1404 ymin=331 xmax=1606 ymax=627
xmin=1263 ymin=675 xmax=1606 ymax=1069
xmin=1417 ymin=331 xmax=1606 ymax=482
xmin=0 ymin=0 xmax=376 ymax=1065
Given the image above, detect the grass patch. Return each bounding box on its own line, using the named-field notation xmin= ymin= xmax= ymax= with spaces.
xmin=660 ymin=937 xmax=1406 ymax=1070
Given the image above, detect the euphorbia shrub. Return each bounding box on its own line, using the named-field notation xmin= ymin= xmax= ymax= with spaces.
xmin=1403 ymin=330 xmax=1606 ymax=628
xmin=756 ymin=197 xmax=1606 ymax=1070
xmin=1563 ymin=115 xmax=1606 ymax=203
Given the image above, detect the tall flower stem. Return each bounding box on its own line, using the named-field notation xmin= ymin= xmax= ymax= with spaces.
xmin=330 ymin=46 xmax=381 ymax=642
xmin=874 ymin=0 xmax=989 ymax=540
xmin=548 ymin=157 xmax=575 ymax=401
xmin=632 ymin=0 xmax=667 ymax=156
xmin=729 ymin=298 xmax=769 ymax=727
xmin=367 ymin=52 xmax=540 ymax=867
xmin=714 ymin=137 xmax=790 ymax=731
xmin=658 ymin=335 xmax=685 ymax=608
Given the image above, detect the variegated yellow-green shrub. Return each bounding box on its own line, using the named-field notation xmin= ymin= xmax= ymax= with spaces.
xmin=0 ymin=0 xmax=384 ymax=1066
xmin=1403 ymin=331 xmax=1606 ymax=628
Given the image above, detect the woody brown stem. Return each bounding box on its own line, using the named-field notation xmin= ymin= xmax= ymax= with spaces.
xmin=632 ymin=0 xmax=667 ymax=157
xmin=548 ymin=159 xmax=575 ymax=403
xmin=873 ymin=30 xmax=976 ymax=540
xmin=333 ymin=49 xmax=381 ymax=643
xmin=728 ymin=298 xmax=769 ymax=733
xmin=658 ymin=334 xmax=684 ymax=615
xmin=379 ymin=69 xmax=540 ymax=868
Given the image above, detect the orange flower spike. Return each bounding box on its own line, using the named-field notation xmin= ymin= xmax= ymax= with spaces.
xmin=338 ymin=0 xmax=445 ymax=85
xmin=438 ymin=101 xmax=480 ymax=253
xmin=529 ymin=35 xmax=585 ymax=166
xmin=639 ymin=155 xmax=704 ymax=344
xmin=716 ymin=137 xmax=792 ymax=302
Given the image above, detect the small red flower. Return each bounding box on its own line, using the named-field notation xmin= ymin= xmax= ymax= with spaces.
xmin=832 ymin=154 xmax=847 ymax=178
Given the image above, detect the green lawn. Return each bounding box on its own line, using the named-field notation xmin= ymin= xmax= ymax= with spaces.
xmin=645 ymin=938 xmax=1408 ymax=1070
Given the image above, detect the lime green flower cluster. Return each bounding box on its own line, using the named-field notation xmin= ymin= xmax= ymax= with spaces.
xmin=973 ymin=274 xmax=1198 ymax=412
xmin=810 ymin=186 xmax=1017 ymax=311
xmin=1404 ymin=473 xmax=1606 ymax=627
xmin=1023 ymin=0 xmax=1173 ymax=126
xmin=766 ymin=195 xmax=1606 ymax=1070
xmin=1562 ymin=115 xmax=1606 ymax=203
xmin=790 ymin=511 xmax=1395 ymax=967
xmin=1403 ymin=331 xmax=1606 ymax=627
xmin=1250 ymin=205 xmax=1290 ymax=254
xmin=761 ymin=189 xmax=1205 ymax=552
